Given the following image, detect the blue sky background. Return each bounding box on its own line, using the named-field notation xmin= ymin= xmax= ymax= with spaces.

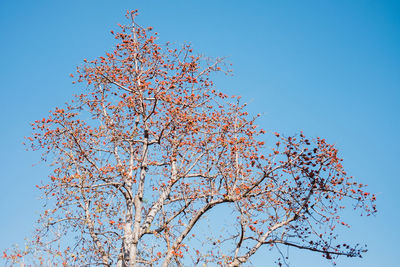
xmin=0 ymin=1 xmax=399 ymax=266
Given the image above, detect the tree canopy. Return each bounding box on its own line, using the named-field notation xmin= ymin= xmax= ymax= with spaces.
xmin=4 ymin=11 xmax=376 ymax=266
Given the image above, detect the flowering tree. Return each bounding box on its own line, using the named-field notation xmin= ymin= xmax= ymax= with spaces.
xmin=4 ymin=11 xmax=376 ymax=267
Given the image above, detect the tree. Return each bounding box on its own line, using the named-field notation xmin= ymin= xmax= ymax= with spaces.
xmin=4 ymin=11 xmax=376 ymax=266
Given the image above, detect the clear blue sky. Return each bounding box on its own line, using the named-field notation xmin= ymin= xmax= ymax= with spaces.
xmin=0 ymin=1 xmax=398 ymax=266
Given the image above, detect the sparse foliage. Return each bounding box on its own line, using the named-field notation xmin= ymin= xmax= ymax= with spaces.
xmin=4 ymin=11 xmax=376 ymax=266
